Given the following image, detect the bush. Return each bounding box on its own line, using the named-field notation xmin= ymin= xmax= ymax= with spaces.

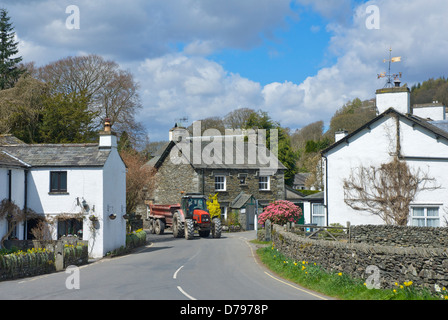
xmin=258 ymin=200 xmax=302 ymax=226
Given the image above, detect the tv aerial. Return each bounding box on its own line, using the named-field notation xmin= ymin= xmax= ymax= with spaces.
xmin=378 ymin=48 xmax=402 ymax=88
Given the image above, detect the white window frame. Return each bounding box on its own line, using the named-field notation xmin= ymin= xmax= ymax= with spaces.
xmin=410 ymin=206 xmax=440 ymax=227
xmin=259 ymin=176 xmax=270 ymax=191
xmin=214 ymin=175 xmax=226 ymax=191
xmin=311 ymin=203 xmax=325 ymax=226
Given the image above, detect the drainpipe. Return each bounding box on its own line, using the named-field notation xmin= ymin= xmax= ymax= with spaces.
xmin=23 ymin=169 xmax=29 ymax=240
xmin=8 ymin=170 xmax=12 ymax=202
xmin=322 ymin=154 xmax=329 ymax=226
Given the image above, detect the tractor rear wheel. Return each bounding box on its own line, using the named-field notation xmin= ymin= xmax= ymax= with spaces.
xmin=212 ymin=218 xmax=222 ymax=238
xmin=173 ymin=212 xmax=184 ymax=238
xmin=185 ymin=219 xmax=194 ymax=240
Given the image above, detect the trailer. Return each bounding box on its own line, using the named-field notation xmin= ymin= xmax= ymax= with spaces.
xmin=147 ymin=194 xmax=221 ymax=239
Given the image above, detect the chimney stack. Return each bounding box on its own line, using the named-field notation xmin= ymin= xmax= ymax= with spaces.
xmin=99 ymin=117 xmax=117 ymax=149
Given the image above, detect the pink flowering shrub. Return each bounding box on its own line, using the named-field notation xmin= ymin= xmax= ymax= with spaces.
xmin=258 ymin=200 xmax=302 ymax=226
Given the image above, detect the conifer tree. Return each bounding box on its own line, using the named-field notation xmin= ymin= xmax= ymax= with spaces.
xmin=0 ymin=8 xmax=23 ymax=90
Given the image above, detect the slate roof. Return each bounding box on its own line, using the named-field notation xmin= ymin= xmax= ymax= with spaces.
xmin=147 ymin=138 xmax=286 ymax=171
xmin=0 ymin=134 xmax=26 ymax=145
xmin=230 ymin=192 xmax=255 ymax=209
xmin=0 ymin=151 xmax=29 ymax=168
xmin=1 ymin=144 xmax=110 ymax=167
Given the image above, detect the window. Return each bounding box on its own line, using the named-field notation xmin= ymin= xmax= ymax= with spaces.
xmin=58 ymin=218 xmax=83 ymax=239
xmin=259 ymin=176 xmax=270 ymax=190
xmin=312 ymin=203 xmax=325 ymax=226
xmin=50 ymin=171 xmax=67 ymax=192
xmin=238 ymin=174 xmax=247 ymax=185
xmin=215 ymin=176 xmax=226 ymax=191
xmin=411 ymin=206 xmax=440 ymax=227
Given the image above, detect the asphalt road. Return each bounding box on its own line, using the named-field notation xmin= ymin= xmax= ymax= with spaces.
xmin=0 ymin=230 xmax=332 ymax=301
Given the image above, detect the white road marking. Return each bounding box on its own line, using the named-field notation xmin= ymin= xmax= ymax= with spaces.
xmin=173 ymin=265 xmax=184 ymax=279
xmin=263 ymin=271 xmax=329 ymax=300
xmin=177 ymin=286 xmax=197 ymax=300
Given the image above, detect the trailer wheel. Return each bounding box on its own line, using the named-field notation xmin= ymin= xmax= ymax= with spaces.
xmin=212 ymin=218 xmax=222 ymax=238
xmin=173 ymin=212 xmax=184 ymax=238
xmin=185 ymin=219 xmax=194 ymax=240
xmin=148 ymin=218 xmax=155 ymax=234
xmin=154 ymin=219 xmax=165 ymax=235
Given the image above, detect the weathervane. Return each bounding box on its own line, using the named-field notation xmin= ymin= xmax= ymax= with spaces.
xmin=378 ymin=48 xmax=402 ymax=88
xmin=175 ymin=117 xmax=189 ymax=128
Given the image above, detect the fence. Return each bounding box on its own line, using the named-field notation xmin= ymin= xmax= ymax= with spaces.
xmin=261 ymin=220 xmax=351 ymax=242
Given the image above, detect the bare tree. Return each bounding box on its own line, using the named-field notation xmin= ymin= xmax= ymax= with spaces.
xmin=36 ymin=54 xmax=145 ymax=143
xmin=343 ymin=157 xmax=440 ymax=225
xmin=120 ymin=150 xmax=156 ymax=215
xmin=0 ymin=199 xmax=39 ymax=247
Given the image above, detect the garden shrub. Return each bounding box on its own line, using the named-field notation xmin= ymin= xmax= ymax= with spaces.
xmin=258 ymin=200 xmax=303 ymax=226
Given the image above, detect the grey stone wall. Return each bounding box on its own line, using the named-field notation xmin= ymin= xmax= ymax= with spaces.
xmin=350 ymin=225 xmax=448 ymax=248
xmin=152 ymin=159 xmax=200 ymax=204
xmin=272 ymin=224 xmax=448 ymax=292
xmin=202 ymin=168 xmax=285 ymax=206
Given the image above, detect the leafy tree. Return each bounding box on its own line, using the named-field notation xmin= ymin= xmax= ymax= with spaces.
xmin=40 ymin=91 xmax=98 ymax=143
xmin=327 ymin=98 xmax=376 ymax=141
xmin=0 ymin=9 xmax=24 ymax=90
xmin=244 ymin=110 xmax=298 ymax=186
xmin=0 ymin=74 xmax=48 ymax=142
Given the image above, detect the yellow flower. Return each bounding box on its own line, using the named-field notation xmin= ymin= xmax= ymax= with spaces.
xmin=400 ymin=285 xmax=403 ymax=289
xmin=302 ymin=261 xmax=306 ymax=264
xmin=302 ymin=265 xmax=306 ymax=271
xmin=444 ymin=295 xmax=448 ymax=300
xmin=393 ymin=289 xmax=397 ymax=293
xmin=404 ymin=281 xmax=413 ymax=287
xmin=294 ymin=262 xmax=298 ymax=266
xmin=338 ymin=272 xmax=342 ymax=276
xmin=394 ymin=282 xmax=399 ymax=286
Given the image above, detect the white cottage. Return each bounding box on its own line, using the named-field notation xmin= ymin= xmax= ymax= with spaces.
xmin=0 ymin=121 xmax=126 ymax=258
xmin=322 ymin=84 xmax=448 ymax=227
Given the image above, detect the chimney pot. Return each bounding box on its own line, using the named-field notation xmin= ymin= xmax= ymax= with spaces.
xmin=104 ymin=118 xmax=112 ymax=132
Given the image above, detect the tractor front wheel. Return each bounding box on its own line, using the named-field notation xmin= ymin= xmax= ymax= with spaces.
xmin=212 ymin=218 xmax=222 ymax=238
xmin=185 ymin=219 xmax=194 ymax=240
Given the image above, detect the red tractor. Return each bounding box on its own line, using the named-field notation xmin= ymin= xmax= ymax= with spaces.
xmin=148 ymin=193 xmax=221 ymax=240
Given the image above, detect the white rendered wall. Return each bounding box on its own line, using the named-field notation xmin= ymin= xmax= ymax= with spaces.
xmin=101 ymin=149 xmax=127 ymax=257
xmin=324 ymin=114 xmax=448 ymax=226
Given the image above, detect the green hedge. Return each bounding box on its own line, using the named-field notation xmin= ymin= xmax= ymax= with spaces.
xmin=126 ymin=229 xmax=147 ymax=249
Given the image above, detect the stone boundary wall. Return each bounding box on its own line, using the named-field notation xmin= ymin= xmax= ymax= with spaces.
xmin=271 ymin=224 xmax=448 ymax=292
xmin=0 ymin=240 xmax=89 ymax=282
xmin=350 ymin=225 xmax=448 ymax=248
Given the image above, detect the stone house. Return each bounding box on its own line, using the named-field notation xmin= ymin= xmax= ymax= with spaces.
xmin=321 ymin=82 xmax=448 ymax=227
xmin=146 ymin=126 xmax=287 ymax=230
xmin=0 ymin=120 xmax=127 ymax=258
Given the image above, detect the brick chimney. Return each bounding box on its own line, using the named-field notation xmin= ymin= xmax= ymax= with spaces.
xmin=99 ymin=118 xmax=117 ymax=149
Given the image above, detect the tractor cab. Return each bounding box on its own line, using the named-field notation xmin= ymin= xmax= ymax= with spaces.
xmin=181 ymin=194 xmax=208 ymax=219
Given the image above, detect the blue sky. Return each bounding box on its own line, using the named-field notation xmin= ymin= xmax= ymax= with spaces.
xmin=3 ymin=0 xmax=448 ymax=141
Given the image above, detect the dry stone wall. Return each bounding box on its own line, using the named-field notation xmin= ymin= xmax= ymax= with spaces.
xmin=271 ymin=224 xmax=448 ymax=292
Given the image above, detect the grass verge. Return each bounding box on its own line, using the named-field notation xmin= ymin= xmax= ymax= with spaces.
xmin=256 ymin=242 xmax=446 ymax=300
